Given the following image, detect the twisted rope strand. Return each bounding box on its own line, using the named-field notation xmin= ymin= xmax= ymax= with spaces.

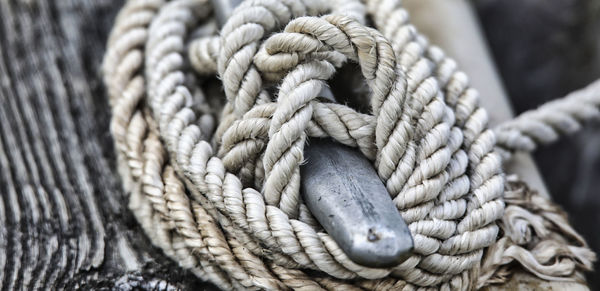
xmin=495 ymin=79 xmax=600 ymax=156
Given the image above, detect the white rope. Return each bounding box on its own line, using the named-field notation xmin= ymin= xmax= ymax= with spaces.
xmin=103 ymin=0 xmax=597 ymax=289
xmin=495 ymin=79 xmax=600 ymax=157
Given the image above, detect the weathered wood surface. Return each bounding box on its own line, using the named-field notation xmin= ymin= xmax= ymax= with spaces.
xmin=0 ymin=0 xmax=216 ymax=289
xmin=0 ymin=0 xmax=597 ymax=290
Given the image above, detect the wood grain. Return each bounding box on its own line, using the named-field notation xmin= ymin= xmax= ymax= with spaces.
xmin=0 ymin=0 xmax=215 ymax=289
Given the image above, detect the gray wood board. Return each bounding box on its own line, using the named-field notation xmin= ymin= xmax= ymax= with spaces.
xmin=0 ymin=0 xmax=216 ymax=289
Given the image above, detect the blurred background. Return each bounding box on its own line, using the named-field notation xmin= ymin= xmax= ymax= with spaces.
xmin=475 ymin=0 xmax=600 ymax=288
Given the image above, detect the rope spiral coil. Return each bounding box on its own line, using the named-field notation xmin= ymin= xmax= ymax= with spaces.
xmin=103 ymin=0 xmax=597 ymax=289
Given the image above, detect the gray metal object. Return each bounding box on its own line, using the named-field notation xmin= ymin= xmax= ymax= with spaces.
xmin=212 ymin=0 xmax=413 ymax=267
xmin=307 ymin=89 xmax=413 ymax=267
xmin=212 ymin=0 xmax=242 ymax=27
xmin=301 ymin=138 xmax=413 ymax=267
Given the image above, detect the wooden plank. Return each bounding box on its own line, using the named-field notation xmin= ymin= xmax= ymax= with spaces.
xmin=0 ymin=0 xmax=215 ymax=289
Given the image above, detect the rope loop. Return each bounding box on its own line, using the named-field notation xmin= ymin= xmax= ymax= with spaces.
xmin=104 ymin=0 xmax=597 ymax=289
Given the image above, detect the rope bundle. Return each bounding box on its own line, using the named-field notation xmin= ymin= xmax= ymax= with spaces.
xmin=103 ymin=0 xmax=597 ymax=289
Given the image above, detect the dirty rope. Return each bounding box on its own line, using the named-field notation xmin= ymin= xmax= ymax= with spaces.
xmin=103 ymin=0 xmax=597 ymax=289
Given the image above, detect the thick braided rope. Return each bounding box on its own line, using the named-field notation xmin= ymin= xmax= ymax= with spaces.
xmin=247 ymin=12 xmax=499 ymax=285
xmin=146 ymin=0 xmax=401 ymax=283
xmin=103 ymin=1 xmax=238 ymax=288
xmin=494 ymin=79 xmax=600 ymax=156
xmin=155 ymin=0 xmax=495 ymax=284
xmin=104 ymin=0 xmax=596 ymax=289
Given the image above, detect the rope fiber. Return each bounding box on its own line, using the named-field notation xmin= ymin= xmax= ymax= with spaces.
xmin=103 ymin=0 xmax=597 ymax=289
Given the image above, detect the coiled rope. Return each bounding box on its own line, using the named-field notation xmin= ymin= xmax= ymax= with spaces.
xmin=103 ymin=0 xmax=597 ymax=289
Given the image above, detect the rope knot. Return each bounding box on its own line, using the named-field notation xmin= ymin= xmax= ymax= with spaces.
xmin=104 ymin=0 xmax=598 ymax=288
